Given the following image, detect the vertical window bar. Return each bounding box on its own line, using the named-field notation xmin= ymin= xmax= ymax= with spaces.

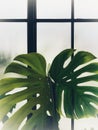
xmin=71 ymin=0 xmax=75 ymax=130
xmin=27 ymin=0 xmax=37 ymax=119
xmin=27 ymin=0 xmax=37 ymax=53
xmin=71 ymin=0 xmax=74 ymax=49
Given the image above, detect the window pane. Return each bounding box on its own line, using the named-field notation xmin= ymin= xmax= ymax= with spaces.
xmin=59 ymin=118 xmax=71 ymax=130
xmin=0 ymin=0 xmax=27 ymax=19
xmin=75 ymin=23 xmax=98 ymax=56
xmin=75 ymin=118 xmax=98 ymax=130
xmin=37 ymin=23 xmax=71 ymax=64
xmin=75 ymin=0 xmax=98 ymax=18
xmin=0 ymin=23 xmax=27 ymax=77
xmin=37 ymin=0 xmax=71 ymax=18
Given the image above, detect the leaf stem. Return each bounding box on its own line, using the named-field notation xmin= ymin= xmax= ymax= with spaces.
xmin=48 ymin=76 xmax=59 ymax=130
xmin=71 ymin=118 xmax=74 ymax=130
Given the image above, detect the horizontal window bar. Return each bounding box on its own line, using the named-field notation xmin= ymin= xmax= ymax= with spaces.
xmin=75 ymin=19 xmax=98 ymax=22
xmin=37 ymin=19 xmax=98 ymax=22
xmin=0 ymin=19 xmax=27 ymax=22
xmin=0 ymin=19 xmax=98 ymax=22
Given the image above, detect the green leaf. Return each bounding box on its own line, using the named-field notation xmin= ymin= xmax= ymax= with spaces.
xmin=0 ymin=52 xmax=58 ymax=130
xmin=63 ymin=87 xmax=75 ymax=118
xmin=75 ymin=74 xmax=98 ymax=84
xmin=14 ymin=53 xmax=46 ymax=76
xmin=1 ymin=49 xmax=98 ymax=130
xmin=49 ymin=49 xmax=75 ymax=81
xmin=64 ymin=62 xmax=98 ymax=80
xmin=78 ymin=86 xmax=98 ymax=96
xmin=55 ymin=86 xmax=63 ymax=115
xmin=49 ymin=49 xmax=98 ymax=119
xmin=1 ymin=99 xmax=39 ymax=130
xmin=0 ymin=78 xmax=35 ymax=95
xmin=5 ymin=62 xmax=33 ymax=76
xmin=59 ymin=51 xmax=96 ymax=79
xmin=75 ymin=62 xmax=98 ymax=74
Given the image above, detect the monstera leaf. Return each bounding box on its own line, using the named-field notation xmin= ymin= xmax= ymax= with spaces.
xmin=49 ymin=49 xmax=98 ymax=119
xmin=1 ymin=49 xmax=98 ymax=130
xmin=0 ymin=53 xmax=58 ymax=130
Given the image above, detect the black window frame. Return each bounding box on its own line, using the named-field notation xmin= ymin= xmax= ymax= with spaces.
xmin=0 ymin=0 xmax=98 ymax=52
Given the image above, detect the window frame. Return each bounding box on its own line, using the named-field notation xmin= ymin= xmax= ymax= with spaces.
xmin=0 ymin=0 xmax=98 ymax=52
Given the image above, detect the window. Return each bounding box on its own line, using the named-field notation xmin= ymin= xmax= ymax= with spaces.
xmin=37 ymin=0 xmax=71 ymax=18
xmin=0 ymin=0 xmax=27 ymax=19
xmin=0 ymin=0 xmax=27 ymax=77
xmin=37 ymin=23 xmax=71 ymax=63
xmin=0 ymin=0 xmax=98 ymax=130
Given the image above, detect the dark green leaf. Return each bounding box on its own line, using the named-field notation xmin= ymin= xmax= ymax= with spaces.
xmin=49 ymin=49 xmax=75 ymax=81
xmin=50 ymin=50 xmax=98 ymax=119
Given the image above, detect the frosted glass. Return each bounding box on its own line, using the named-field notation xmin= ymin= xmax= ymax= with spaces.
xmin=0 ymin=23 xmax=27 ymax=76
xmin=37 ymin=23 xmax=71 ymax=64
xmin=75 ymin=0 xmax=98 ymax=18
xmin=74 ymin=118 xmax=98 ymax=130
xmin=0 ymin=0 xmax=27 ymax=18
xmin=75 ymin=23 xmax=98 ymax=57
xmin=37 ymin=0 xmax=71 ymax=18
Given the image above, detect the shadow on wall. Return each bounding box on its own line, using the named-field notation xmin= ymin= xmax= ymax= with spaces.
xmin=0 ymin=52 xmax=11 ymax=77
xmin=0 ymin=52 xmax=11 ymax=67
